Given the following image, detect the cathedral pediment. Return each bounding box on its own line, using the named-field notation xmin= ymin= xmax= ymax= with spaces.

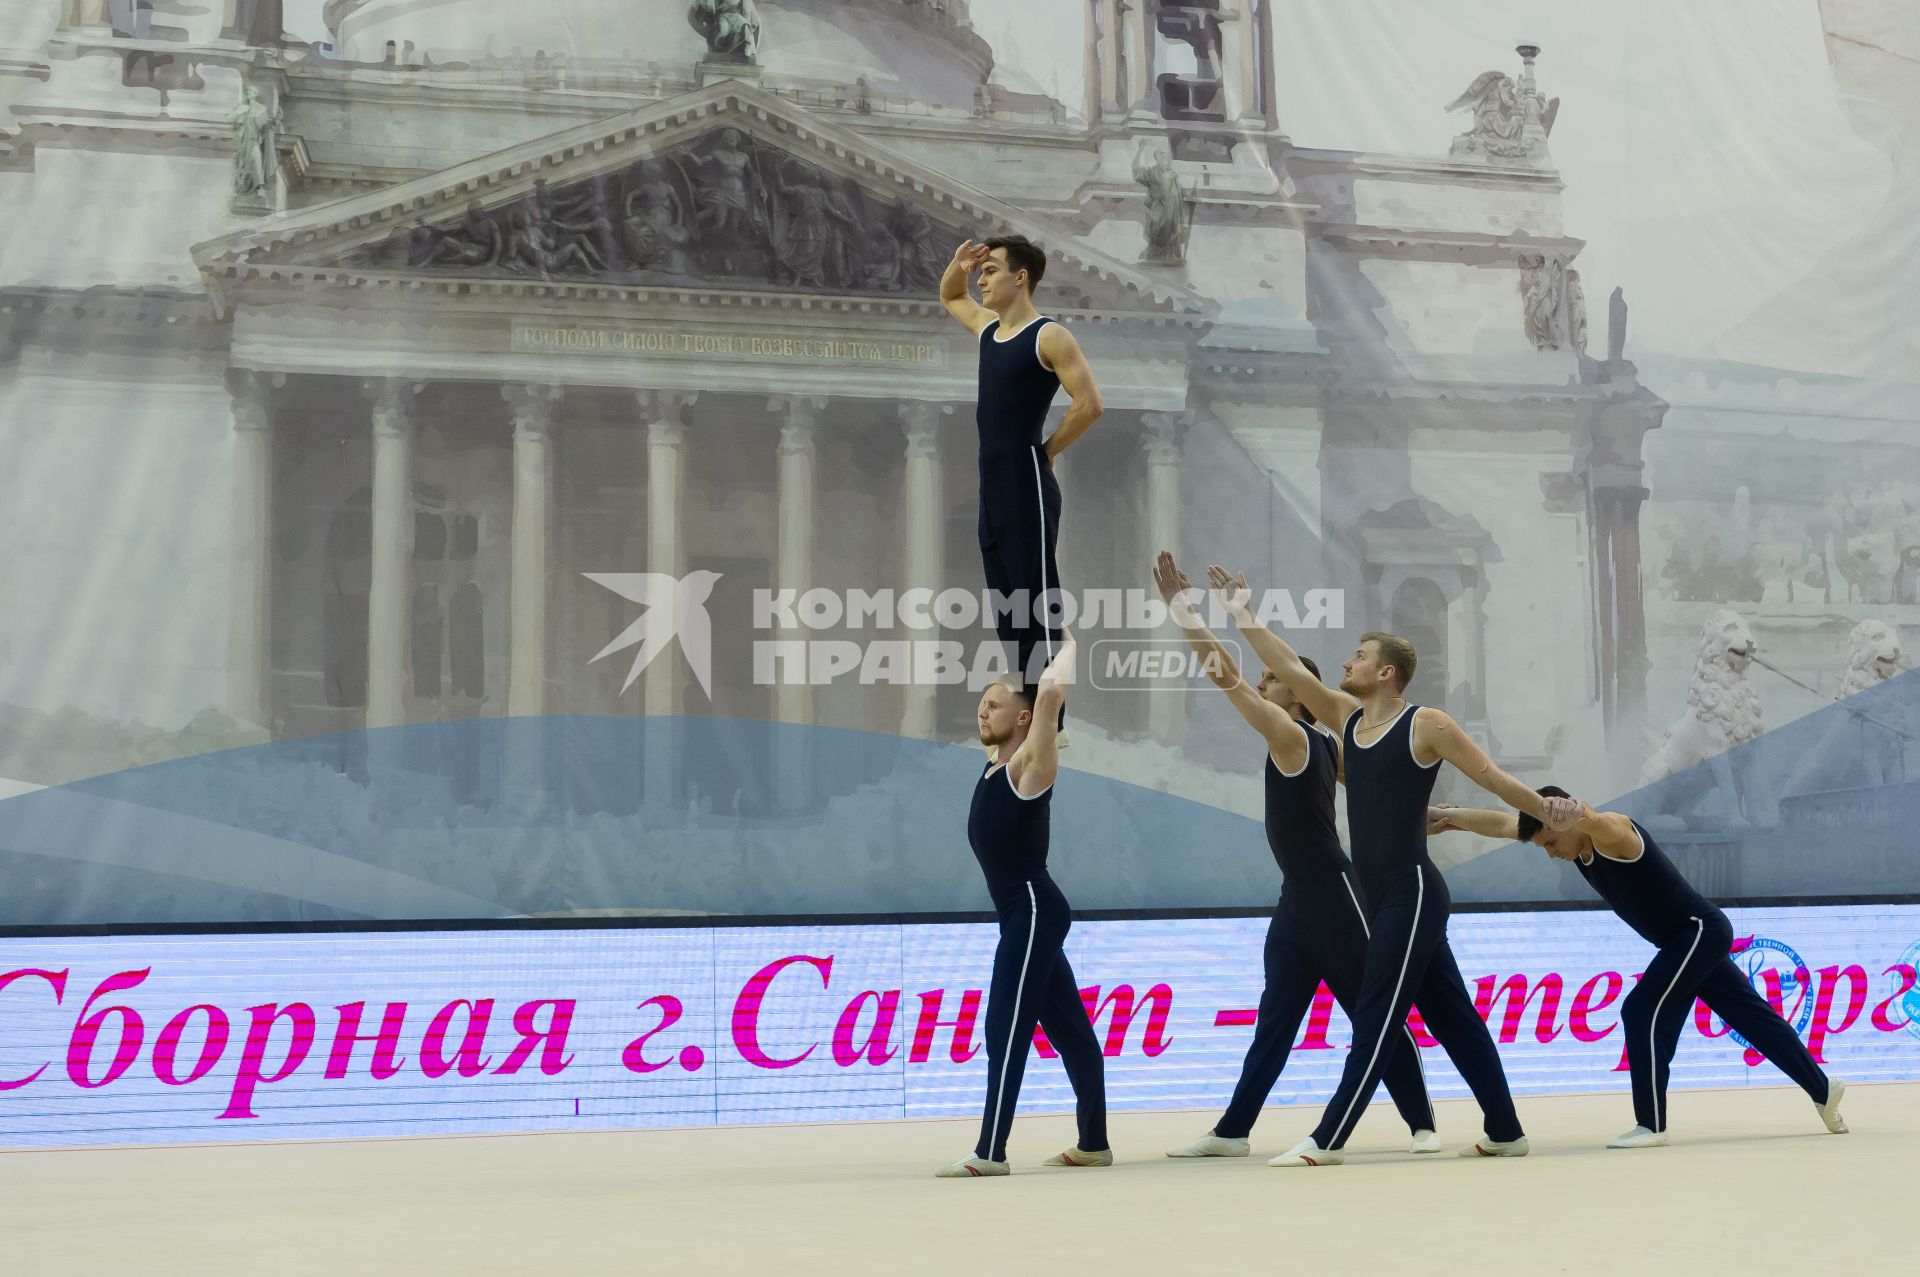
xmin=195 ymin=80 xmax=1209 ymax=317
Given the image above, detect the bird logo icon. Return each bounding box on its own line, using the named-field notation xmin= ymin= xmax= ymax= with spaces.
xmin=584 ymin=570 xmax=723 ymax=698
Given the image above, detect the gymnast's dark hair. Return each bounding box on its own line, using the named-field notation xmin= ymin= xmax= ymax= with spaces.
xmin=983 ymin=234 xmax=1046 ymax=293
xmin=1514 ymin=784 xmax=1572 ymax=844
xmin=1296 ymin=656 xmax=1321 ymax=725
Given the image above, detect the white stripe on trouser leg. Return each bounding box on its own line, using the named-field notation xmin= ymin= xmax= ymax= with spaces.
xmin=987 ymin=880 xmax=1040 ymax=1159
xmin=1401 ymin=1025 xmax=1434 ymax=1130
xmin=1332 ymin=866 xmax=1424 ymax=1147
xmin=1646 ymin=915 xmax=1704 ymax=1133
xmin=1339 ymin=874 xmax=1366 ymax=931
xmin=1028 ymin=449 xmax=1053 ymax=674
xmin=1339 ymin=872 xmax=1434 ymax=1129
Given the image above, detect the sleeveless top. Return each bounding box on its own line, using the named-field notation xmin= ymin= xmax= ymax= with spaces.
xmin=975 ymin=316 xmax=1061 ymax=460
xmin=1575 ymin=820 xmax=1724 ymax=943
xmin=1263 ymin=725 xmax=1350 ymax=882
xmin=966 ymin=757 xmax=1052 ymax=899
xmin=1341 ymin=704 xmax=1439 ymax=889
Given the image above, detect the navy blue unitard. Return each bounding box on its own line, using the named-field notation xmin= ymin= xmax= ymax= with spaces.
xmin=1307 ymin=706 xmax=1523 ymax=1150
xmin=965 ymin=755 xmax=1106 ymax=1162
xmin=975 ymin=316 xmax=1064 ymax=701
xmin=1213 ymin=725 xmax=1436 ymax=1139
xmin=1577 ymin=821 xmax=1829 ymax=1131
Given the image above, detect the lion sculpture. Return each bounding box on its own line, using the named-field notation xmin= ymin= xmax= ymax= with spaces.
xmin=1641 ymin=609 xmax=1763 ymax=826
xmin=1780 ymin=619 xmax=1908 ymax=800
xmin=1839 ymin=619 xmax=1901 ymax=695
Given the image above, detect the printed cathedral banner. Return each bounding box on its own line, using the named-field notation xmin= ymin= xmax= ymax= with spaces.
xmin=0 ymin=1 xmax=1915 ymax=926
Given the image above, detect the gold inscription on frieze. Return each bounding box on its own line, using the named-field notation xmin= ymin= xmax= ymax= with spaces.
xmin=511 ymin=321 xmax=941 ymax=366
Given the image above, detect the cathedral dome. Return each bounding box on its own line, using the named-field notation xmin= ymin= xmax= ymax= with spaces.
xmin=325 ymin=0 xmax=994 ymax=111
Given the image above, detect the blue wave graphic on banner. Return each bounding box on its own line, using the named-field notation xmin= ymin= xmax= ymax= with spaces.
xmin=1447 ymin=668 xmax=1920 ymax=900
xmin=0 ymin=718 xmax=1275 ymax=925
xmin=2 ymin=668 xmax=1913 ymax=926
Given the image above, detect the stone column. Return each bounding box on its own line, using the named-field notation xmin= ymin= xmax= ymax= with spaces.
xmin=226 ymin=368 xmax=279 ymax=731
xmin=771 ymin=395 xmax=825 ymax=812
xmin=1237 ymin=0 xmax=1268 ymax=123
xmin=1589 ymin=501 xmax=1618 ymax=726
xmin=1445 ymin=569 xmax=1488 ymax=742
xmin=1217 ymin=7 xmax=1246 ymax=121
xmin=222 ymin=1 xmax=284 ymax=46
xmin=1586 ymin=398 xmax=1665 ymax=744
xmin=900 ymin=401 xmax=950 ymax=739
xmin=639 ymin=390 xmax=694 ymax=807
xmin=641 ymin=391 xmax=694 ymax=719
xmin=363 ymin=378 xmax=417 ymax=735
xmin=1091 ymin=0 xmax=1126 ymax=121
xmin=1143 ymin=411 xmax=1187 ymax=747
xmin=1125 ymin=0 xmax=1157 ymax=119
xmin=502 ymin=383 xmax=560 ymax=810
xmin=1084 ymin=0 xmax=1103 ymax=123
xmin=1611 ymin=489 xmax=1649 ymax=731
xmin=771 ymin=396 xmax=825 ymax=730
xmin=1593 ymin=482 xmax=1650 ymax=733
xmin=505 ymin=382 xmax=560 ymax=719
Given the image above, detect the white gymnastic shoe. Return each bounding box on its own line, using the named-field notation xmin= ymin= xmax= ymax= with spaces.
xmin=1409 ymin=1128 xmax=1442 ymax=1154
xmin=1606 ymin=1125 xmax=1669 ymax=1149
xmin=1166 ymin=1132 xmax=1250 ymax=1158
xmin=1818 ymin=1078 xmax=1849 ymax=1134
xmin=1268 ymin=1137 xmax=1343 ymax=1167
xmin=936 ymin=1155 xmax=1009 ymax=1178
xmin=1041 ymin=1146 xmax=1112 ymax=1167
xmin=1458 ymin=1134 xmax=1530 ymax=1158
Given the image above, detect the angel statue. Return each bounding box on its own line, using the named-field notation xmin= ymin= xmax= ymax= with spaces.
xmin=1565 ymin=267 xmax=1589 ymax=355
xmin=1446 ymin=67 xmax=1557 ymax=163
xmin=688 ymin=0 xmax=761 ymax=64
xmin=1518 ymin=253 xmax=1566 ymax=350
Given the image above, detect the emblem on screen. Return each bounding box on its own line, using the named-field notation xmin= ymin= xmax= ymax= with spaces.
xmin=1903 ymin=940 xmax=1920 ymax=1042
xmin=1727 ymin=935 xmax=1814 ymax=1046
xmin=584 ymin=571 xmax=721 ymax=697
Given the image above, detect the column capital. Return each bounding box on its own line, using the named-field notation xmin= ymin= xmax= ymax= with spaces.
xmin=1587 ymin=462 xmax=1649 ymax=498
xmin=1141 ymin=409 xmax=1190 ymax=465
xmin=637 ymin=389 xmax=697 ymax=424
xmin=1581 ymin=399 xmax=1662 ymax=495
xmin=361 ymin=378 xmax=422 ymax=437
xmin=899 ymin=400 xmax=955 ymax=458
xmin=224 ymin=368 xmax=284 ymax=432
xmin=648 ymin=416 xmax=686 ymax=449
xmin=502 ymin=382 xmax=561 ymax=439
xmin=1593 ymin=481 xmax=1651 ymax=512
xmin=778 ymin=420 xmax=814 ymax=457
xmin=769 ymin=395 xmax=829 ymax=455
xmin=637 ymin=390 xmax=695 ymax=448
xmin=1538 ymin=469 xmax=1583 ymax=515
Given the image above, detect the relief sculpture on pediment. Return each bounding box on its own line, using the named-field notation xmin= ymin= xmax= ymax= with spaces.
xmin=359 ymin=128 xmax=962 ymax=297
